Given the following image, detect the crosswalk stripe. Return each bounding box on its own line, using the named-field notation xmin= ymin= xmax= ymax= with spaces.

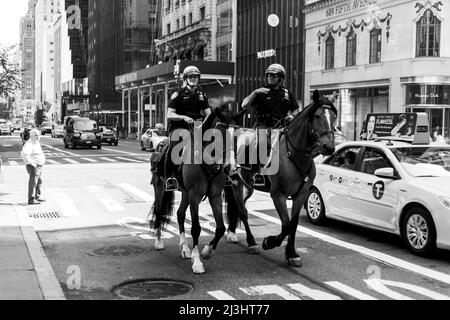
xmin=47 ymin=188 xmax=81 ymax=217
xmin=208 ymin=291 xmax=236 ymax=300
xmin=116 ymin=183 xmax=153 ymax=202
xmin=287 ymin=283 xmax=341 ymax=300
xmin=240 ymin=285 xmax=301 ymax=300
xmin=63 ymin=158 xmax=80 ymax=164
xmin=8 ymin=161 xmax=19 ymax=166
xmin=86 ymin=186 xmax=125 ymax=212
xmin=100 ymin=157 xmax=117 ymax=162
xmin=81 ymin=158 xmax=98 ymax=163
xmin=115 ymin=157 xmax=142 ymax=163
xmin=46 ymin=159 xmax=60 ymax=165
xmin=325 ymin=281 xmax=378 ymax=300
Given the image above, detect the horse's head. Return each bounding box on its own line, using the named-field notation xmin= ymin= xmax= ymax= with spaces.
xmin=308 ymin=90 xmax=338 ymax=156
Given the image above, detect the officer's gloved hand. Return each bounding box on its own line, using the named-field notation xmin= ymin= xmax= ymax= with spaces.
xmin=285 ymin=115 xmax=295 ymax=124
xmin=185 ymin=117 xmax=195 ymax=125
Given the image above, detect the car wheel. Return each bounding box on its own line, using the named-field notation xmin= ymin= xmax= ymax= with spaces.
xmin=141 ymin=141 xmax=146 ymax=151
xmin=114 ymin=142 xmax=118 ymax=146
xmin=97 ymin=145 xmax=102 ymax=150
xmin=306 ymin=188 xmax=327 ymax=225
xmin=64 ymin=141 xmax=68 ymax=149
xmin=402 ymin=206 xmax=436 ymax=256
xmin=109 ymin=142 xmax=112 ymax=146
xmin=71 ymin=143 xmax=76 ymax=150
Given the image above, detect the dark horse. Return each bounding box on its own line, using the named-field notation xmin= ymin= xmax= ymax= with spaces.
xmin=225 ymin=91 xmax=337 ymax=267
xmin=149 ymin=104 xmax=250 ymax=274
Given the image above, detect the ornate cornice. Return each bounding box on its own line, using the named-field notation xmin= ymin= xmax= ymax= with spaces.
xmin=304 ymin=0 xmax=348 ymax=13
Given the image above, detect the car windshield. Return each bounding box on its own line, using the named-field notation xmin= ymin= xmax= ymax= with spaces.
xmin=153 ymin=130 xmax=166 ymax=137
xmin=74 ymin=121 xmax=97 ymax=131
xmin=391 ymin=147 xmax=450 ymax=176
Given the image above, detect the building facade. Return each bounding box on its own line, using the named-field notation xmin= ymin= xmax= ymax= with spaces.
xmin=154 ymin=0 xmax=235 ymax=63
xmin=34 ymin=0 xmax=60 ymax=113
xmin=87 ymin=0 xmax=159 ymax=118
xmin=305 ymin=0 xmax=450 ymax=142
xmin=54 ymin=0 xmax=89 ymax=121
xmin=19 ymin=12 xmax=35 ymax=101
xmin=236 ymin=0 xmax=304 ymax=127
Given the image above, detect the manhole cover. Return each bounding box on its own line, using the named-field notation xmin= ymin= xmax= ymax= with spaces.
xmin=113 ymin=279 xmax=194 ymax=300
xmin=30 ymin=211 xmax=62 ymax=219
xmin=88 ymin=245 xmax=149 ymax=258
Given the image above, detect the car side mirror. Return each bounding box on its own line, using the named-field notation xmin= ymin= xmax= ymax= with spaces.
xmin=374 ymin=167 xmax=397 ymax=180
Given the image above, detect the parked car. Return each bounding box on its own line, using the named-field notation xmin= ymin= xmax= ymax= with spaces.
xmin=99 ymin=126 xmax=119 ymax=146
xmin=51 ymin=124 xmax=64 ymax=138
xmin=0 ymin=119 xmax=12 ymax=135
xmin=306 ymin=134 xmax=450 ymax=256
xmin=40 ymin=122 xmax=53 ymax=135
xmin=140 ymin=129 xmax=168 ymax=152
xmin=63 ymin=116 xmax=102 ymax=150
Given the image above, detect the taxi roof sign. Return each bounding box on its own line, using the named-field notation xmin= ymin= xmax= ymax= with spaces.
xmin=363 ymin=113 xmax=430 ymax=145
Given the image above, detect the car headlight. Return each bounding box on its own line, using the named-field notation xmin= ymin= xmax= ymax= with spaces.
xmin=439 ymin=196 xmax=450 ymax=208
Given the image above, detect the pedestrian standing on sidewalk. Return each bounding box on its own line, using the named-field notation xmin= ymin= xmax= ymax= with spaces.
xmin=21 ymin=129 xmax=46 ymax=205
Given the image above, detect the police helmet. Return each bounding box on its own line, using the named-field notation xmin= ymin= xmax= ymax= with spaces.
xmin=266 ymin=64 xmax=286 ymax=79
xmin=183 ymin=66 xmax=201 ymax=79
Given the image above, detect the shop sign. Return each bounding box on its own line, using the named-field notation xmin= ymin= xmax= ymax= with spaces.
xmin=405 ymin=85 xmax=450 ymax=105
xmin=325 ymin=0 xmax=378 ymax=18
xmin=257 ymin=49 xmax=277 ymax=59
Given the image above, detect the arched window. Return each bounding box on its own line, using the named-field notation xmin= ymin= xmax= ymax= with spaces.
xmin=346 ymin=28 xmax=357 ymax=66
xmin=416 ymin=9 xmax=441 ymax=57
xmin=325 ymin=36 xmax=334 ymax=70
xmin=369 ymin=28 xmax=382 ymax=64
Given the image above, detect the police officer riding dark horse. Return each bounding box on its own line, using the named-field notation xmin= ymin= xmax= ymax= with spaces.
xmin=164 ymin=66 xmax=212 ymax=191
xmin=234 ymin=64 xmax=301 ymax=186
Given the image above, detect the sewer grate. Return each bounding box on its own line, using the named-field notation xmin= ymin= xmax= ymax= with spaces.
xmin=88 ymin=245 xmax=149 ymax=258
xmin=30 ymin=211 xmax=62 ymax=219
xmin=113 ymin=279 xmax=194 ymax=300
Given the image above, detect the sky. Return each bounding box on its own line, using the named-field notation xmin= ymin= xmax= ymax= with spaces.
xmin=0 ymin=0 xmax=29 ymax=47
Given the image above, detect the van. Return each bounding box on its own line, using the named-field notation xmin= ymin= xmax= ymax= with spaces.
xmin=63 ymin=116 xmax=102 ymax=149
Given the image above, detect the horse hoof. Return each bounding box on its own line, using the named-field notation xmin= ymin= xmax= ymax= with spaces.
xmin=248 ymin=245 xmax=260 ymax=255
xmin=227 ymin=232 xmax=239 ymax=244
xmin=192 ymin=263 xmax=206 ymax=274
xmin=201 ymin=245 xmax=214 ymax=260
xmin=154 ymin=241 xmax=165 ymax=251
xmin=287 ymin=257 xmax=303 ymax=268
xmin=181 ymin=247 xmax=192 ymax=259
xmin=262 ymin=238 xmax=270 ymax=251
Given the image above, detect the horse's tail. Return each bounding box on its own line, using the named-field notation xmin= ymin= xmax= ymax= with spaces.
xmin=149 ymin=178 xmax=176 ymax=231
xmin=224 ymin=185 xmax=240 ymax=228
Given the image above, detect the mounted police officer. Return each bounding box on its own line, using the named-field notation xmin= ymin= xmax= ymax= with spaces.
xmin=238 ymin=64 xmax=301 ymax=185
xmin=164 ymin=66 xmax=212 ymax=191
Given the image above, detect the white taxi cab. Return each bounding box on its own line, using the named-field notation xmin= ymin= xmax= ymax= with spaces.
xmin=306 ymin=113 xmax=450 ymax=256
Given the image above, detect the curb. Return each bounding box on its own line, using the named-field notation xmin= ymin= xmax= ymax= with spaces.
xmin=14 ymin=205 xmax=66 ymax=300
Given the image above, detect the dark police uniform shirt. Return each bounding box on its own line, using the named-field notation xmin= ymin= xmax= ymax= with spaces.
xmin=252 ymin=86 xmax=299 ymax=128
xmin=168 ymin=87 xmax=210 ymax=131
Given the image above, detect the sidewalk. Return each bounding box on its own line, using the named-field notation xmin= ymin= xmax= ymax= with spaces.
xmin=0 ymin=171 xmax=65 ymax=300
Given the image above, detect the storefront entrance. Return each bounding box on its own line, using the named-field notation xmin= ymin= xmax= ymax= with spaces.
xmin=406 ymin=107 xmax=450 ymax=144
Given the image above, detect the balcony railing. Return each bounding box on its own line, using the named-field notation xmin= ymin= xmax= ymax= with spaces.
xmin=155 ymin=19 xmax=211 ymax=47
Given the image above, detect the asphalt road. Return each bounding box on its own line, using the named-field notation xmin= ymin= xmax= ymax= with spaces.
xmin=1 ymin=134 xmax=450 ymax=301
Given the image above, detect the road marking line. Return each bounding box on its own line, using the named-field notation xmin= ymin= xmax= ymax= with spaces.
xmin=99 ymin=157 xmax=118 ymax=162
xmin=365 ymin=279 xmax=450 ymax=300
xmin=287 ymin=283 xmax=341 ymax=300
xmin=115 ymin=157 xmax=142 ymax=163
xmin=325 ymin=281 xmax=378 ymax=300
xmin=81 ymin=158 xmax=98 ymax=163
xmin=86 ymin=186 xmax=125 ymax=212
xmin=8 ymin=161 xmax=19 ymax=166
xmin=116 ymin=183 xmax=153 ymax=202
xmin=240 ymin=285 xmax=301 ymax=300
xmin=103 ymin=148 xmax=143 ymax=156
xmin=47 ymin=188 xmax=81 ymax=217
xmin=208 ymin=291 xmax=236 ymax=300
xmin=62 ymin=158 xmax=80 ymax=164
xmin=364 ymin=279 xmax=412 ymax=300
xmin=46 ymin=159 xmax=60 ymax=165
xmin=247 ymin=209 xmax=450 ymax=286
xmin=41 ymin=144 xmax=78 ymax=156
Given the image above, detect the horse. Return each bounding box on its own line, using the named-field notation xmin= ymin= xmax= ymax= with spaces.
xmin=149 ymin=104 xmax=253 ymax=274
xmin=225 ymin=91 xmax=337 ymax=267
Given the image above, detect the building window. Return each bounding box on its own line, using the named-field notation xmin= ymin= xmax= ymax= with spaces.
xmin=325 ymin=36 xmax=334 ymax=70
xmin=200 ymin=6 xmax=206 ymax=20
xmin=416 ymin=9 xmax=441 ymax=57
xmin=217 ymin=44 xmax=232 ymax=62
xmin=346 ymin=29 xmax=357 ymax=66
xmin=218 ymin=10 xmax=232 ymax=35
xmin=369 ymin=28 xmax=382 ymax=64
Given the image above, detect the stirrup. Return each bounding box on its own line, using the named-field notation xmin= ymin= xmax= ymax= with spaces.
xmin=165 ymin=177 xmax=179 ymax=192
xmin=224 ymin=178 xmax=233 ymax=187
xmin=253 ymin=174 xmax=266 ymax=187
